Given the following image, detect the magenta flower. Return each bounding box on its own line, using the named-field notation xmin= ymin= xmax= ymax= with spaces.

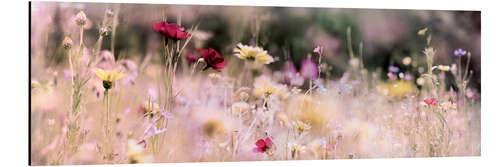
xmin=253 ymin=137 xmax=272 ymax=153
xmin=153 ymin=21 xmax=191 ymax=41
xmin=300 ymin=58 xmax=318 ymax=80
xmin=424 ymin=98 xmax=438 ymax=106
xmin=185 ymin=51 xmax=198 ymax=64
xmin=197 ymin=48 xmax=227 ymax=72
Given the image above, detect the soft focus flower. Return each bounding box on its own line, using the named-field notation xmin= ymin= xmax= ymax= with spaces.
xmin=185 ymin=51 xmax=198 ymax=64
xmin=117 ymin=59 xmax=138 ymax=85
xmin=94 ymin=69 xmax=125 ymax=90
xmin=387 ymin=72 xmax=397 ymax=81
xmin=292 ymin=120 xmax=311 ymax=135
xmin=313 ymin=46 xmax=324 ymax=55
xmin=96 ymin=50 xmax=116 ymax=70
xmin=402 ymin=56 xmax=412 ymax=66
xmin=153 ymin=21 xmax=191 ymax=40
xmin=74 ymin=11 xmax=87 ymax=27
xmin=31 ymin=80 xmax=40 ymax=89
xmin=439 ymin=101 xmax=457 ymax=111
xmin=127 ymin=139 xmax=153 ymax=164
xmin=253 ymin=137 xmax=272 ymax=153
xmin=424 ymin=98 xmax=438 ymax=107
xmin=144 ymin=124 xmax=167 ymax=139
xmin=138 ymin=101 xmax=160 ymax=115
xmin=283 ymin=61 xmax=296 ymax=81
xmin=253 ymin=76 xmax=288 ymax=99
xmin=454 ymin=48 xmax=467 ymax=57
xmin=388 ymin=65 xmax=400 ymax=73
xmin=437 ymin=65 xmax=450 ymax=71
xmin=198 ymin=48 xmax=227 ymax=72
xmin=289 ymin=142 xmax=306 ymax=158
xmin=300 ymin=57 xmax=318 ymax=80
xmin=416 ymin=77 xmax=425 ymax=86
xmin=231 ymin=101 xmax=250 ymax=113
xmin=377 ymin=80 xmax=416 ymax=97
xmin=277 ymin=112 xmax=290 ymax=127
xmin=99 ymin=26 xmax=111 ymax=37
xmin=62 ymin=36 xmax=73 ymax=50
xmin=233 ymin=43 xmax=274 ymax=64
xmin=417 ymin=27 xmax=428 ymax=36
xmin=202 ymin=119 xmax=226 ymax=137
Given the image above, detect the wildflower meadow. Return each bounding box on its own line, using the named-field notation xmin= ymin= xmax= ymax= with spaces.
xmin=30 ymin=2 xmax=481 ymax=165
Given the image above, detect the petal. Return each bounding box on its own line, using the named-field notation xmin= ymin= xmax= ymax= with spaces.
xmin=153 ymin=21 xmax=166 ymax=33
xmin=94 ymin=69 xmax=107 ymax=80
xmin=265 ymin=138 xmax=272 ymax=147
xmin=255 ymin=139 xmax=266 ymax=147
xmin=115 ymin=72 xmax=125 ymax=81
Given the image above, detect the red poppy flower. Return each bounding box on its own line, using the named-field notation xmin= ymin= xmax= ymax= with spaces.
xmin=197 ymin=48 xmax=227 ymax=72
xmin=185 ymin=52 xmax=198 ymax=64
xmin=153 ymin=21 xmax=191 ymax=40
xmin=252 ymin=137 xmax=272 ymax=153
xmin=424 ymin=98 xmax=438 ymax=106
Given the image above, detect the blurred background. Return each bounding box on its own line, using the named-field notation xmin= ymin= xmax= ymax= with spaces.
xmin=30 ymin=2 xmax=481 ymax=90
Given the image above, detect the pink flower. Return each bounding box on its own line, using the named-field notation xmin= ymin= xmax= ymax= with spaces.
xmin=424 ymin=98 xmax=438 ymax=106
xmin=153 ymin=21 xmax=191 ymax=40
xmin=197 ymin=48 xmax=227 ymax=72
xmin=300 ymin=57 xmax=318 ymax=80
xmin=252 ymin=137 xmax=272 ymax=153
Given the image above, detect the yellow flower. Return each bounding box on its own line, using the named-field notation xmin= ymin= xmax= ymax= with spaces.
xmin=202 ymin=119 xmax=226 ymax=137
xmin=94 ymin=69 xmax=125 ymax=89
xmin=126 ymin=139 xmax=144 ymax=158
xmin=439 ymin=101 xmax=457 ymax=111
xmin=143 ymin=101 xmax=160 ymax=113
xmin=277 ymin=112 xmax=290 ymax=127
xmin=417 ymin=27 xmax=428 ymax=36
xmin=377 ymin=80 xmax=416 ymax=98
xmin=234 ymin=43 xmax=274 ymax=64
xmin=127 ymin=139 xmax=153 ymax=164
xmin=231 ymin=101 xmax=250 ymax=113
xmin=253 ymin=76 xmax=288 ymax=99
xmin=31 ymin=80 xmax=40 ymax=89
xmin=292 ymin=120 xmax=311 ymax=134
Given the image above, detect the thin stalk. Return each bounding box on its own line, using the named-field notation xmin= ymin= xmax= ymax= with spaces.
xmin=111 ymin=5 xmax=120 ymax=56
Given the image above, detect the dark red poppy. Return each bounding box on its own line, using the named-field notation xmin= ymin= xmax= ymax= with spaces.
xmin=252 ymin=137 xmax=272 ymax=153
xmin=424 ymin=98 xmax=438 ymax=106
xmin=153 ymin=21 xmax=191 ymax=40
xmin=185 ymin=52 xmax=198 ymax=64
xmin=197 ymin=48 xmax=227 ymax=72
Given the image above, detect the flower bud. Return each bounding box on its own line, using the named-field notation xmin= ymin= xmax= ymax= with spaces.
xmin=74 ymin=11 xmax=87 ymax=27
xmin=62 ymin=36 xmax=73 ymax=50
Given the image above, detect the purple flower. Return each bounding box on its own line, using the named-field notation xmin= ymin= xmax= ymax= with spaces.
xmin=300 ymin=58 xmax=319 ymax=80
xmin=454 ymin=48 xmax=467 ymax=57
xmin=388 ymin=65 xmax=400 ymax=73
